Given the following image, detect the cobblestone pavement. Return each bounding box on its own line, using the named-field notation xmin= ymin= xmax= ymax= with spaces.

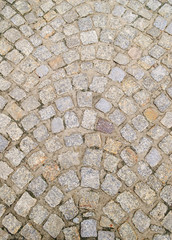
xmin=0 ymin=0 xmax=172 ymax=239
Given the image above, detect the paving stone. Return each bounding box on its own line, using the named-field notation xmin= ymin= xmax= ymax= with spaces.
xmin=85 ymin=132 xmax=101 ymax=148
xmin=104 ymin=138 xmax=122 ymax=155
xmin=63 ymin=227 xmax=80 ymax=240
xmin=148 ymin=125 xmax=165 ymax=140
xmin=59 ymin=198 xmax=78 ymax=220
xmin=160 ymin=185 xmax=172 ymax=206
xmin=119 ymin=98 xmax=137 ymax=115
xmin=33 ymin=45 xmax=52 ymax=61
xmin=0 ymin=135 xmax=9 ymax=153
xmin=0 ymin=96 xmax=7 ymax=110
xmin=55 ymin=96 xmax=74 ymax=112
xmin=59 ymin=170 xmax=80 ymax=192
xmin=45 ymin=186 xmax=63 ymax=207
xmin=147 ymin=174 xmax=162 ymax=192
xmin=155 ymin=163 xmax=172 ymax=183
xmin=117 ymin=191 xmax=140 ymax=213
xmin=39 ymin=105 xmax=55 ymax=120
xmin=154 ymin=16 xmax=167 ymax=30
xmin=120 ymin=147 xmax=138 ymax=167
xmin=162 ymin=211 xmax=172 ymax=232
xmin=14 ymin=192 xmax=36 ymax=217
xmin=0 ymin=184 xmax=16 ymax=206
xmin=98 ymin=231 xmax=115 ymax=240
xmin=20 ymin=223 xmax=41 ymax=240
xmin=132 ymin=210 xmax=151 ymax=233
xmin=43 ymin=162 xmax=60 ymax=182
xmin=101 ymin=174 xmax=122 ymax=196
xmin=29 ymin=204 xmax=49 ymax=224
xmin=109 ymin=109 xmax=126 ymax=126
xmin=43 ymin=214 xmax=65 ymax=238
xmin=103 ymin=200 xmax=126 ymax=224
xmin=151 ymin=66 xmax=168 ymax=82
xmin=83 ymin=148 xmax=102 ymax=167
xmin=51 ymin=117 xmax=64 ymax=133
xmin=72 ymin=73 xmax=88 ymax=90
xmin=132 ymin=115 xmax=149 ymax=132
xmin=146 ymin=148 xmax=162 ymax=167
xmin=79 ymin=189 xmax=99 ymax=210
xmin=20 ymin=136 xmax=37 ymax=154
xmin=96 ymin=118 xmax=114 ymax=134
xmin=135 ymin=182 xmax=156 ymax=205
xmin=64 ymin=133 xmax=83 ymax=147
xmin=45 ymin=136 xmax=62 ymax=153
xmin=150 ymin=202 xmax=167 ymax=220
xmin=64 ymin=111 xmax=79 ymax=128
xmin=54 ymin=78 xmax=72 ymax=95
xmin=159 ymin=135 xmax=172 ymax=154
xmin=81 ymin=219 xmax=97 ymax=238
xmin=11 ymin=166 xmax=33 ymax=189
xmin=109 ymin=67 xmax=126 ymax=82
xmin=0 ymin=161 xmax=13 ymax=180
xmin=117 ymin=166 xmax=137 ymax=186
xmin=28 ymin=176 xmax=47 ymax=197
xmin=133 ymin=90 xmax=150 ymax=107
xmin=104 ymin=153 xmax=120 ymax=173
xmin=137 ymin=161 xmax=152 ymax=178
xmin=120 ymin=124 xmax=137 ymax=142
xmin=119 ymin=222 xmax=137 ymax=240
xmin=95 ymin=98 xmax=112 ymax=113
xmin=81 ymin=167 xmax=99 ymax=189
xmin=6 ymin=122 xmax=23 ymax=141
xmin=2 ymin=213 xmax=22 ymax=234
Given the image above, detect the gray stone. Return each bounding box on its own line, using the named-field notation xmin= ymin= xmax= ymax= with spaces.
xmin=81 ymin=167 xmax=100 ymax=189
xmin=45 ymin=136 xmax=62 ymax=153
xmin=161 ymin=112 xmax=172 ymax=128
xmin=11 ymin=166 xmax=33 ymax=189
xmin=120 ymin=124 xmax=137 ymax=142
xmin=33 ymin=124 xmax=49 ymax=142
xmin=109 ymin=109 xmax=126 ymax=126
xmin=137 ymin=161 xmax=152 ymax=178
xmin=132 ymin=210 xmax=151 ymax=233
xmin=0 ymin=135 xmax=9 ymax=152
xmin=64 ymin=111 xmax=79 ymax=128
xmin=154 ymin=16 xmax=167 ymax=30
xmin=0 ymin=96 xmax=7 ymax=109
xmin=58 ymin=151 xmax=80 ymax=169
xmin=119 ymin=222 xmax=137 ymax=240
xmin=162 ymin=211 xmax=172 ymax=232
xmin=55 ymin=96 xmax=74 ymax=112
xmin=72 ymin=73 xmax=88 ymax=90
xmin=109 ymin=67 xmax=126 ymax=82
xmin=0 ymin=161 xmax=13 ymax=180
xmin=45 ymin=186 xmax=63 ymax=207
xmin=54 ymin=78 xmax=72 ymax=95
xmin=150 ymin=202 xmax=167 ymax=220
xmin=5 ymin=147 xmax=24 ymax=167
xmin=98 ymin=231 xmax=115 ymax=240
xmin=83 ymin=148 xmax=102 ymax=167
xmin=147 ymin=175 xmax=162 ymax=192
xmin=33 ymin=45 xmax=52 ymax=61
xmin=90 ymin=76 xmax=107 ymax=93
xmin=149 ymin=45 xmax=165 ymax=59
xmin=132 ymin=115 xmax=149 ymax=132
xmin=160 ymin=185 xmax=172 ymax=206
xmin=80 ymin=30 xmax=98 ymax=45
xmin=151 ymin=66 xmax=168 ymax=82
xmin=14 ymin=192 xmax=36 ymax=217
xmin=78 ymin=16 xmax=92 ymax=31
xmin=2 ymin=213 xmax=22 ymax=234
xmin=135 ymin=182 xmax=156 ymax=205
xmin=81 ymin=219 xmax=97 ymax=238
xmin=119 ymin=98 xmax=137 ymax=115
xmin=6 ymin=122 xmax=23 ymax=141
xmin=64 ymin=133 xmax=83 ymax=147
xmin=29 ymin=204 xmax=49 ymax=224
xmin=166 ymin=22 xmax=172 ymax=35
xmin=103 ymin=200 xmax=126 ymax=224
xmin=21 ymin=96 xmax=40 ymax=112
xmin=59 ymin=198 xmax=78 ymax=220
xmin=39 ymin=105 xmax=55 ymax=120
xmin=20 ymin=136 xmax=37 ymax=154
xmin=77 ymin=91 xmax=92 ymax=107
xmin=58 ymin=170 xmax=80 ymax=192
xmin=116 ymin=191 xmax=140 ymax=213
xmin=133 ymin=137 xmax=152 ymax=155
xmin=0 ymin=184 xmax=16 ymax=206
xmin=20 ymin=223 xmax=41 ymax=240
xmin=63 ymin=227 xmax=80 ymax=240
xmin=76 ymin=4 xmax=93 ymax=17
xmin=156 ymin=163 xmax=172 ymax=183
xmin=43 ymin=214 xmax=65 ymax=238
xmin=146 ymin=148 xmax=162 ymax=167
xmin=81 ymin=109 xmax=97 ymax=130
xmin=117 ymin=166 xmax=137 ymax=187
xmin=95 ymin=98 xmax=112 ymax=113
xmin=104 ymin=153 xmax=120 ymax=173
xmin=51 ymin=117 xmax=64 ymax=133
xmin=159 ymin=135 xmax=172 ymax=154
xmin=63 ymin=49 xmax=80 ymax=64
xmin=36 ymin=65 xmax=49 ymax=78
xmin=101 ymin=174 xmax=122 ymax=196
xmin=28 ymin=176 xmax=47 ymax=197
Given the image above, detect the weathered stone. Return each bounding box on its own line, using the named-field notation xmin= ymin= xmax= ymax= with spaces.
xmin=96 ymin=118 xmax=114 ymax=134
xmin=43 ymin=214 xmax=65 ymax=238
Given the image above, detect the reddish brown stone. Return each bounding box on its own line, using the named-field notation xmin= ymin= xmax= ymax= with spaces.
xmin=96 ymin=118 xmax=114 ymax=134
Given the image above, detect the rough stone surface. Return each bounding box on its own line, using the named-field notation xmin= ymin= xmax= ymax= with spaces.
xmin=0 ymin=1 xmax=172 ymax=239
